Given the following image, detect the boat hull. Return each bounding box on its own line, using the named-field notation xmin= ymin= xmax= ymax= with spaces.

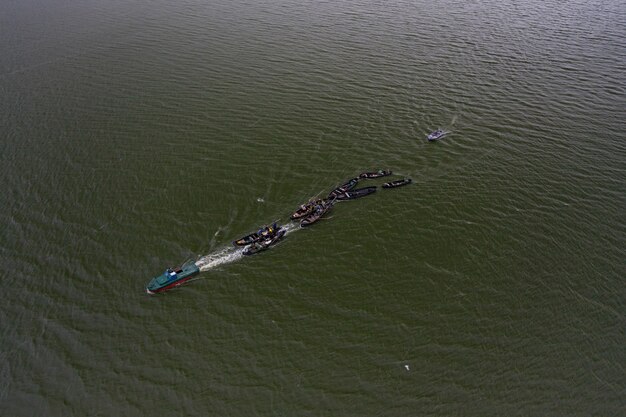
xmin=233 ymin=232 xmax=261 ymax=246
xmin=233 ymin=225 xmax=277 ymax=246
xmin=301 ymin=200 xmax=335 ymax=227
xmin=335 ymin=186 xmax=377 ymax=200
xmin=382 ymin=178 xmax=412 ymax=188
xmin=359 ymin=170 xmax=392 ymax=179
xmin=146 ymin=263 xmax=200 ymax=294
xmin=427 ymin=130 xmax=445 ymax=141
xmin=290 ymin=199 xmax=321 ymax=220
xmin=328 ymin=178 xmax=359 ymax=198
xmin=243 ymin=229 xmax=286 ymax=255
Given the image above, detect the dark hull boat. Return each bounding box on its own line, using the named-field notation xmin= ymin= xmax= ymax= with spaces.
xmin=328 ymin=178 xmax=359 ymax=198
xmin=301 ymin=199 xmax=335 ymax=227
xmin=233 ymin=224 xmax=278 ymax=246
xmin=146 ymin=261 xmax=200 ymax=294
xmin=359 ymin=170 xmax=392 ymax=179
xmin=427 ymin=129 xmax=446 ymax=141
xmin=335 ymin=186 xmax=377 ymax=200
xmin=243 ymin=229 xmax=286 ymax=255
xmin=382 ymin=178 xmax=412 ymax=189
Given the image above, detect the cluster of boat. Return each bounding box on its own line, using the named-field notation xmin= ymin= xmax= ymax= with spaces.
xmin=232 ymin=169 xmax=411 ymax=254
xmin=289 ymin=170 xmax=411 ymax=227
xmin=146 ymin=169 xmax=411 ymax=294
xmin=233 ymin=222 xmax=286 ymax=256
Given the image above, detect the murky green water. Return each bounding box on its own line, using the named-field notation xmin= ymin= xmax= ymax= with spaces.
xmin=1 ymin=0 xmax=624 ymax=415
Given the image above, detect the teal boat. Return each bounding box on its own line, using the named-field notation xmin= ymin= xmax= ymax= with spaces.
xmin=146 ymin=261 xmax=199 ymax=294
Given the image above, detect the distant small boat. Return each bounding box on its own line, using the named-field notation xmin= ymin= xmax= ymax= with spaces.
xmin=146 ymin=261 xmax=200 ymax=294
xmin=335 ymin=186 xmax=377 ymax=200
xmin=427 ymin=129 xmax=446 ymax=141
xmin=359 ymin=170 xmax=392 ymax=179
xmin=328 ymin=178 xmax=359 ymax=198
xmin=382 ymin=178 xmax=412 ymax=189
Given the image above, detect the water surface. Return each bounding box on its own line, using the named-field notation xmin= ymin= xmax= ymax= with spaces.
xmin=1 ymin=0 xmax=624 ymax=415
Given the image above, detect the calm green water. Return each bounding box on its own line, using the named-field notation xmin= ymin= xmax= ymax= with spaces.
xmin=1 ymin=0 xmax=624 ymax=415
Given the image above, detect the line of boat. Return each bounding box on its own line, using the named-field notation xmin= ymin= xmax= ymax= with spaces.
xmin=146 ymin=169 xmax=412 ymax=294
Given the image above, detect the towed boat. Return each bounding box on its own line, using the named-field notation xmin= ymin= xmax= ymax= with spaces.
xmin=233 ymin=223 xmax=278 ymax=246
xmin=243 ymin=228 xmax=286 ymax=255
xmin=335 ymin=186 xmax=377 ymax=200
xmin=290 ymin=199 xmax=322 ymax=220
xmin=359 ymin=170 xmax=392 ymax=179
xmin=301 ymin=199 xmax=335 ymax=227
xmin=427 ymin=129 xmax=446 ymax=141
xmin=328 ymin=178 xmax=359 ymax=198
xmin=146 ymin=261 xmax=200 ymax=294
xmin=382 ymin=178 xmax=412 ymax=189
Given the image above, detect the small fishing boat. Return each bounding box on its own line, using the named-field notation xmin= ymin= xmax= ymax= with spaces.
xmin=290 ymin=199 xmax=322 ymax=220
xmin=301 ymin=199 xmax=335 ymax=227
xmin=335 ymin=186 xmax=377 ymax=200
xmin=382 ymin=178 xmax=412 ymax=189
xmin=243 ymin=228 xmax=286 ymax=255
xmin=233 ymin=223 xmax=278 ymax=246
xmin=427 ymin=129 xmax=446 ymax=141
xmin=328 ymin=178 xmax=359 ymax=198
xmin=146 ymin=261 xmax=200 ymax=294
xmin=359 ymin=170 xmax=392 ymax=179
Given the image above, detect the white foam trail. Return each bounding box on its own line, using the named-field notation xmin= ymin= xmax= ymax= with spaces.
xmin=195 ymin=246 xmax=244 ymax=271
xmin=281 ymin=221 xmax=299 ymax=235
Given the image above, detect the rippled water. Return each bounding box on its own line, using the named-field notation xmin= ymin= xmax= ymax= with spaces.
xmin=1 ymin=0 xmax=624 ymax=415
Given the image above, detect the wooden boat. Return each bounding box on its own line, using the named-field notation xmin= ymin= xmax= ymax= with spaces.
xmin=328 ymin=178 xmax=359 ymax=198
xmin=382 ymin=178 xmax=412 ymax=188
xmin=290 ymin=199 xmax=322 ymax=220
xmin=243 ymin=229 xmax=286 ymax=255
xmin=301 ymin=199 xmax=335 ymax=227
xmin=335 ymin=186 xmax=377 ymax=200
xmin=359 ymin=170 xmax=392 ymax=179
xmin=233 ymin=224 xmax=277 ymax=246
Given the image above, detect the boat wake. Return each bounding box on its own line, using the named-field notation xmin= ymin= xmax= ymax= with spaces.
xmin=280 ymin=221 xmax=300 ymax=235
xmin=195 ymin=246 xmax=244 ymax=272
xmin=194 ymin=221 xmax=300 ymax=272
